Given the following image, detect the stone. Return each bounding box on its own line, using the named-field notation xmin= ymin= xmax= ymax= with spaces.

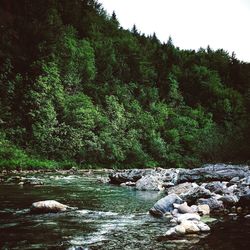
xmin=173 ymin=202 xmax=195 ymax=214
xmin=197 ymin=204 xmax=210 ymax=215
xmin=175 ymin=225 xmax=186 ymax=235
xmin=197 ymin=197 xmax=224 ymax=211
xmin=165 ymin=227 xmax=177 ymax=236
xmin=244 ymin=214 xmax=250 ymax=219
xmin=120 ymin=181 xmax=136 ymax=187
xmin=166 ymin=182 xmax=197 ymax=196
xmin=195 ymin=221 xmax=210 ymax=232
xmin=180 ymin=220 xmax=200 ymax=234
xmin=176 ymin=213 xmax=201 ymax=223
xmin=178 ymin=164 xmax=250 ymax=183
xmin=219 ymin=195 xmax=239 ymax=206
xmin=149 ymin=194 xmax=183 ymax=217
xmin=136 ymin=175 xmax=164 ymax=191
xmin=30 ymin=200 xmax=70 ymax=214
xmin=205 ymin=181 xmax=225 ymax=194
xmin=180 ymin=186 xmax=212 ymax=204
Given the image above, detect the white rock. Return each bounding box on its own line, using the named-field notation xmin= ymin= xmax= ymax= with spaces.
xmin=165 ymin=227 xmax=177 ymax=236
xmin=198 ymin=204 xmax=210 ymax=215
xmin=176 ymin=213 xmax=201 ymax=223
xmin=30 ymin=200 xmax=69 ymax=213
xmin=180 ymin=220 xmax=200 ymax=233
xmin=174 ymin=202 xmax=195 ymax=214
xmin=196 ymin=221 xmax=210 ymax=232
xmin=175 ymin=225 xmax=186 ymax=235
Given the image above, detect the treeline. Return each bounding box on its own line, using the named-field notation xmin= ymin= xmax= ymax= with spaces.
xmin=0 ymin=0 xmax=250 ymax=169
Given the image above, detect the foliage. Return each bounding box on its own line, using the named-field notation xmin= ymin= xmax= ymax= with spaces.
xmin=0 ymin=0 xmax=250 ymax=169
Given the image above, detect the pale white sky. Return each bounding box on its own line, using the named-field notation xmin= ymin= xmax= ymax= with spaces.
xmin=98 ymin=0 xmax=250 ymax=62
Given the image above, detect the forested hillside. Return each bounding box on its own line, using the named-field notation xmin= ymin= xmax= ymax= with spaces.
xmin=0 ymin=0 xmax=250 ymax=169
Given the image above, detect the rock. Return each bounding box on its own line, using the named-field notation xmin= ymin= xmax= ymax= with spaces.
xmin=166 ymin=182 xmax=198 ymax=195
xmin=175 ymin=225 xmax=186 ymax=235
xmin=195 ymin=221 xmax=210 ymax=232
xmin=197 ymin=204 xmax=210 ymax=215
xmin=120 ymin=181 xmax=136 ymax=187
xmin=197 ymin=197 xmax=224 ymax=211
xmin=244 ymin=214 xmax=250 ymax=219
xmin=180 ymin=220 xmax=200 ymax=234
xmin=136 ymin=175 xmax=164 ymax=191
xmin=180 ymin=186 xmax=212 ymax=204
xmin=24 ymin=179 xmax=44 ymax=186
xmin=205 ymin=181 xmax=226 ymax=194
xmin=219 ymin=195 xmax=239 ymax=206
xmin=109 ymin=168 xmax=180 ymax=188
xmin=109 ymin=169 xmax=146 ymax=184
xmin=165 ymin=227 xmax=177 ymax=236
xmin=173 ymin=202 xmax=195 ymax=214
xmin=30 ymin=200 xmax=70 ymax=213
xmin=178 ymin=164 xmax=250 ymax=183
xmin=149 ymin=194 xmax=183 ymax=217
xmin=176 ymin=213 xmax=201 ymax=223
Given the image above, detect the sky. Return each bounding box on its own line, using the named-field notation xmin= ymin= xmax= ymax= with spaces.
xmin=98 ymin=0 xmax=250 ymax=62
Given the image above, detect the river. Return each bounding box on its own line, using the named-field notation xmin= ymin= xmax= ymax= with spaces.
xmin=0 ymin=172 xmax=250 ymax=249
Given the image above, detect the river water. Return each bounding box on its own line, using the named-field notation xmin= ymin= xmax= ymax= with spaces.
xmin=0 ymin=172 xmax=250 ymax=249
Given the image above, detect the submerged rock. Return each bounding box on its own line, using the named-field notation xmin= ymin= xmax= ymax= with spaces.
xmin=149 ymin=194 xmax=183 ymax=217
xmin=30 ymin=200 xmax=71 ymax=214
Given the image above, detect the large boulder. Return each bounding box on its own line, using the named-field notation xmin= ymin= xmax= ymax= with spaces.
xmin=136 ymin=175 xmax=164 ymax=191
xmin=109 ymin=169 xmax=146 ymax=184
xmin=109 ymin=168 xmax=180 ymax=188
xmin=30 ymin=200 xmax=70 ymax=214
xmin=178 ymin=164 xmax=250 ymax=183
xmin=180 ymin=186 xmax=212 ymax=204
xmin=149 ymin=194 xmax=183 ymax=217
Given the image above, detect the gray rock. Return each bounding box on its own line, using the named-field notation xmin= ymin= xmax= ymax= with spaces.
xmin=166 ymin=182 xmax=197 ymax=196
xmin=180 ymin=186 xmax=212 ymax=204
xmin=205 ymin=181 xmax=226 ymax=194
xmin=136 ymin=175 xmax=164 ymax=191
xmin=178 ymin=164 xmax=250 ymax=183
xmin=149 ymin=194 xmax=183 ymax=217
xmin=219 ymin=195 xmax=239 ymax=206
xmin=197 ymin=197 xmax=224 ymax=211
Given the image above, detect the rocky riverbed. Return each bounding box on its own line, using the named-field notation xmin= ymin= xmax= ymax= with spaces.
xmin=0 ymin=164 xmax=250 ymax=249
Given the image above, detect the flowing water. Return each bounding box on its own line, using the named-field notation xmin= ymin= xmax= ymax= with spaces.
xmin=0 ymin=172 xmax=250 ymax=250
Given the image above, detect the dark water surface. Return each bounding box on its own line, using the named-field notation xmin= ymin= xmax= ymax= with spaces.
xmin=0 ymin=173 xmax=250 ymax=250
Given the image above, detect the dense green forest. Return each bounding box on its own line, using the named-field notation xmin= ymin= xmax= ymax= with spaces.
xmin=0 ymin=0 xmax=250 ymax=169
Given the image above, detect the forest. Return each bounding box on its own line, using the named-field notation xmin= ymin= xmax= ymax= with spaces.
xmin=0 ymin=0 xmax=250 ymax=170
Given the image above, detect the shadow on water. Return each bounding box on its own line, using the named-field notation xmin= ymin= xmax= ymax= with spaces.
xmin=0 ymin=173 xmax=250 ymax=249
